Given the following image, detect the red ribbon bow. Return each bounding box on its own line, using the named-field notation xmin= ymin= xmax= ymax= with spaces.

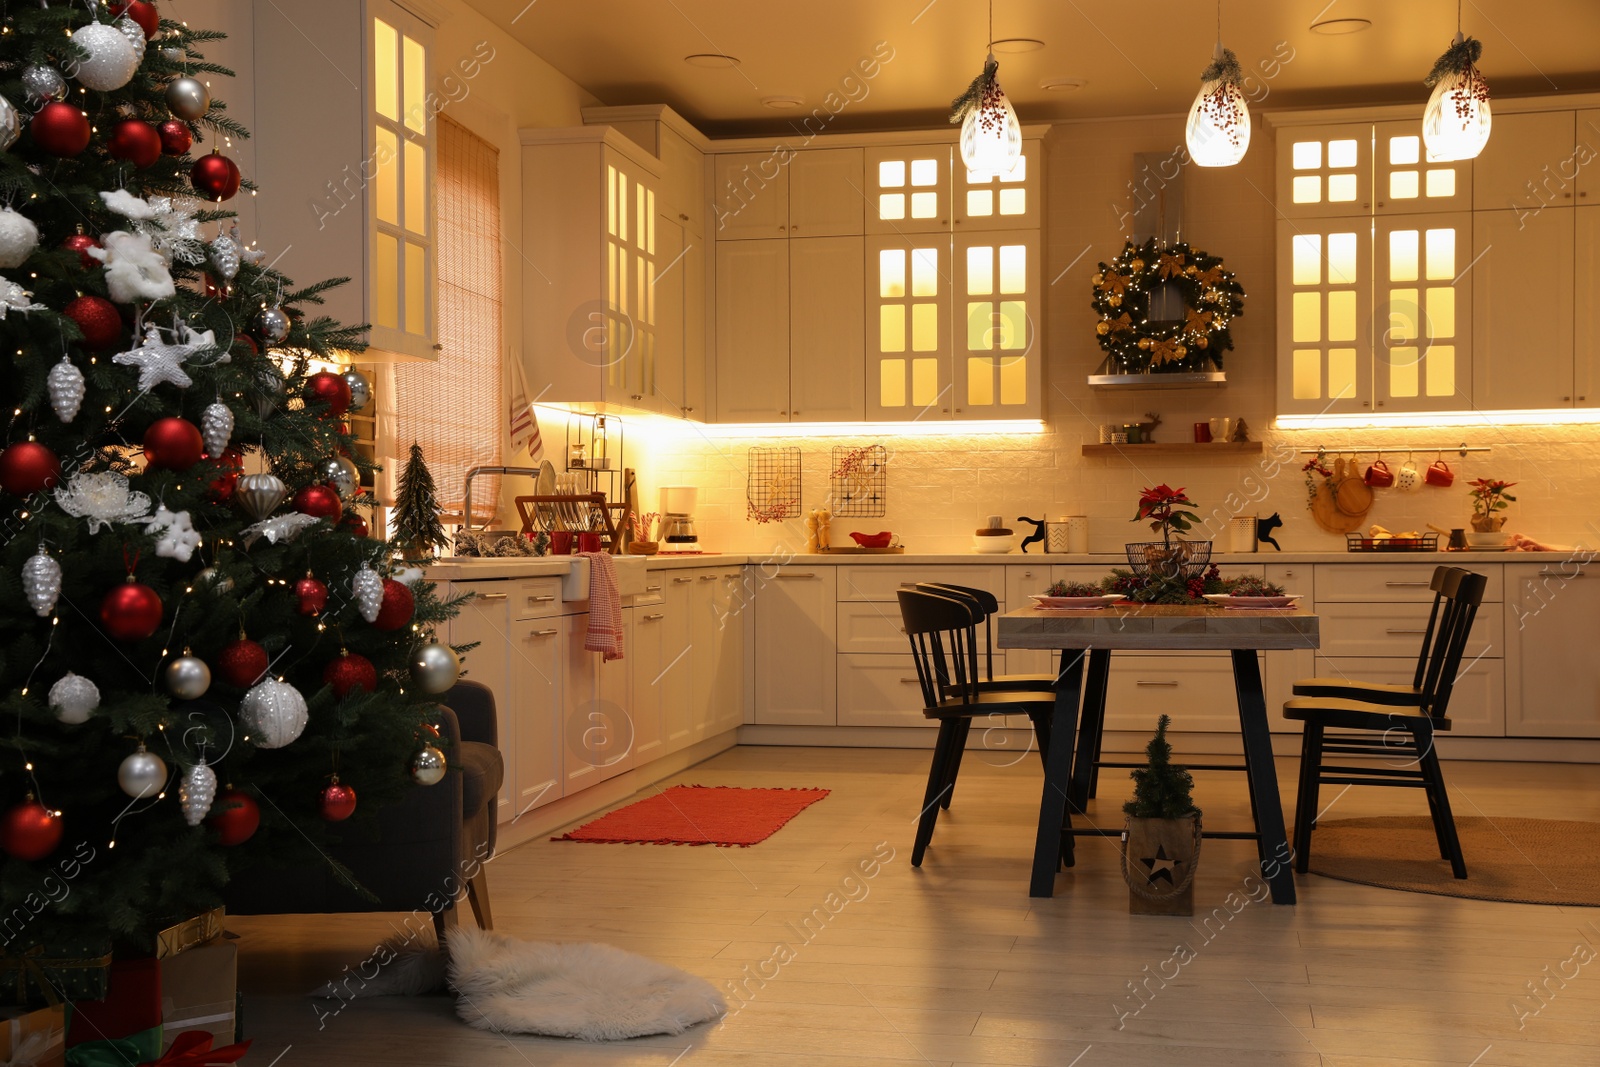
xmin=139 ymin=1032 xmax=252 ymax=1067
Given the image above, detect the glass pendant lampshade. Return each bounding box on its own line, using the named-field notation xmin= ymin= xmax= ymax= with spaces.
xmin=1185 ymin=42 xmax=1250 ymax=167
xmin=1422 ymin=32 xmax=1491 ymax=162
xmin=958 ymin=56 xmax=1023 ymax=176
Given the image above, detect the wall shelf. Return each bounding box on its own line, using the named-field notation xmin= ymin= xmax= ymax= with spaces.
xmin=1082 ymin=442 xmax=1264 ymax=458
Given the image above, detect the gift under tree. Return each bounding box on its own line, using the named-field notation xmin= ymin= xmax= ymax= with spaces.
xmin=0 ymin=1 xmax=461 ymax=958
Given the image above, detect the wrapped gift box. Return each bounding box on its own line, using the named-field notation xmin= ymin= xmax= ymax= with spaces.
xmin=0 ymin=1004 xmax=64 ymax=1067
xmin=154 ymin=908 xmax=225 ymax=961
xmin=0 ymin=941 xmax=111 ymax=1008
xmin=159 ymin=941 xmax=237 ymax=1050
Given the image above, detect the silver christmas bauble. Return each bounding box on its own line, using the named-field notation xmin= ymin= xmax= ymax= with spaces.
xmin=240 ymin=678 xmax=308 ymax=749
xmin=318 ymin=454 xmax=359 ymax=499
xmin=201 ymin=401 xmax=233 ymax=456
xmin=0 ymin=206 xmax=39 ymax=269
xmin=409 ymin=641 xmax=461 ymax=695
xmin=165 ymin=76 xmax=211 ymax=121
xmin=48 ymin=672 xmax=99 ymax=725
xmin=180 ymin=759 xmax=217 ymax=825
xmin=208 ymin=232 xmax=240 ymax=280
xmin=196 ymin=566 xmax=233 ymax=593
xmin=411 ymin=744 xmax=447 ymax=786
xmin=118 ymin=744 xmax=167 ymax=800
xmin=21 ymin=65 xmax=67 ymax=105
xmin=0 ymin=94 xmax=18 ymax=152
xmin=68 ymin=21 xmax=142 ymax=93
xmin=21 ymin=547 xmax=61 ymax=617
xmin=341 ymin=368 xmax=371 ymax=413
xmin=255 ymin=306 xmax=290 ymax=344
xmin=114 ymin=16 xmax=146 ymax=47
xmin=164 ymin=653 xmax=212 ymax=700
xmin=235 ymin=471 xmax=287 ymax=519
xmin=352 ymin=567 xmax=384 ymax=622
xmin=47 ymin=357 xmax=84 ymax=422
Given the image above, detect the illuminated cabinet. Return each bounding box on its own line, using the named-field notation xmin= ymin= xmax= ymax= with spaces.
xmin=1474 ymin=207 xmax=1574 ymax=408
xmin=252 ymin=0 xmax=438 ymax=361
xmin=520 ymin=127 xmax=664 ymax=412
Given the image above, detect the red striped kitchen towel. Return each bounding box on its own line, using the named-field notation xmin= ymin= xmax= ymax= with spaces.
xmin=583 ymin=551 xmax=624 ymax=660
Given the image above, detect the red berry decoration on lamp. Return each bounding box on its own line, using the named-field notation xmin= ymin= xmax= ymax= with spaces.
xmin=372 ymin=579 xmax=415 ymax=631
xmin=204 ymin=788 xmax=260 ymax=846
xmin=142 ymin=417 xmax=204 ymax=471
xmin=295 ymin=573 xmax=328 ymax=616
xmin=30 ymin=102 xmax=91 ymax=157
xmin=324 ymin=650 xmax=377 ymax=698
xmin=108 ymin=119 xmax=162 ymax=169
xmin=319 ymin=776 xmax=358 ymax=822
xmin=157 ymin=119 xmax=192 ymax=156
xmin=0 ymin=797 xmax=62 ymax=861
xmin=217 ymin=636 xmax=269 ymax=688
xmin=62 ymin=233 xmax=102 ymax=270
xmin=100 ymin=576 xmax=163 ymax=641
xmin=304 ymin=371 xmax=352 ymax=415
xmin=63 ymin=295 xmax=123 ymax=350
xmin=0 ymin=441 xmax=62 ymax=496
xmin=190 ymin=150 xmax=241 ymax=201
xmin=293 ymin=484 xmax=342 ymax=520
xmin=111 ymin=0 xmax=159 ymax=40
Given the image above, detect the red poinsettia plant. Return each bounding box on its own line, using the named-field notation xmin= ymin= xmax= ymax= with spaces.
xmin=1132 ymin=484 xmax=1201 ymax=548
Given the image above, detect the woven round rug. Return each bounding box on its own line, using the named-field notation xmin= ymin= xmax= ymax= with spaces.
xmin=1307 ymin=816 xmax=1600 ymax=906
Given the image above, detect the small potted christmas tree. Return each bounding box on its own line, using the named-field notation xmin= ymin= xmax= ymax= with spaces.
xmin=1122 ymin=714 xmax=1202 ymax=915
xmin=393 ymin=442 xmax=449 ymax=562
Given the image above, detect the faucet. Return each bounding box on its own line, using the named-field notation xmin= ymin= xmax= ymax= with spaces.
xmin=460 ymin=465 xmax=544 ymax=532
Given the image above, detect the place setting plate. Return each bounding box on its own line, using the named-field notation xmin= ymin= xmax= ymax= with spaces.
xmin=1029 ymin=594 xmax=1126 ymax=609
xmin=1202 ymin=594 xmax=1302 ymax=609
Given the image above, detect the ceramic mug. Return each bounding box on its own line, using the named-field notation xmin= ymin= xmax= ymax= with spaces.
xmin=1395 ymin=462 xmax=1420 ymax=492
xmin=1364 ymin=460 xmax=1395 ymax=488
xmin=1193 ymin=422 xmax=1212 ymax=443
xmin=1425 ymin=460 xmax=1455 ymax=487
xmin=1209 ymin=417 xmax=1233 ymax=442
xmin=549 ymin=530 xmax=575 ymax=554
xmin=577 ymin=531 xmax=602 ymax=553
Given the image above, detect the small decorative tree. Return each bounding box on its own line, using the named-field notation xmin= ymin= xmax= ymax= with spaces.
xmin=393 ymin=442 xmax=449 ymax=561
xmin=1122 ymin=714 xmax=1202 ymax=915
xmin=1124 ymin=714 xmax=1201 ymax=819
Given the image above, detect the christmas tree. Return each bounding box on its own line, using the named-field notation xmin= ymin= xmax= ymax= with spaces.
xmin=392 ymin=441 xmax=448 ymax=561
xmin=0 ymin=3 xmax=460 ymax=953
xmin=1124 ymin=714 xmax=1201 ymax=819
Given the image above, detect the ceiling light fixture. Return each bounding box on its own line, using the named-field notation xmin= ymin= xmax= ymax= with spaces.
xmin=1309 ymin=17 xmax=1372 ymax=35
xmin=761 ymin=95 xmax=804 ymax=109
xmin=1421 ymin=2 xmax=1491 ymax=161
xmin=951 ymin=0 xmax=1022 ymax=177
xmin=990 ymin=37 xmax=1045 ymax=53
xmin=683 ymin=53 xmax=740 ymax=68
xmin=1184 ymin=0 xmax=1250 ymax=167
xmin=1039 ymin=78 xmax=1086 ymax=92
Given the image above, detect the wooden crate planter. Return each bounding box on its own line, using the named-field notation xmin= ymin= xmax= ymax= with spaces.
xmin=1122 ymin=815 xmax=1201 ymax=915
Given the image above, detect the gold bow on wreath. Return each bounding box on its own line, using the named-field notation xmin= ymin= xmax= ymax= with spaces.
xmin=1149 ymin=338 xmax=1184 ymax=367
xmin=1184 ymin=307 xmax=1215 ymax=337
xmin=1097 ymin=271 xmax=1130 ymax=297
xmin=1158 ymin=253 xmax=1187 ymax=279
xmin=1196 ymin=266 xmax=1226 ymax=289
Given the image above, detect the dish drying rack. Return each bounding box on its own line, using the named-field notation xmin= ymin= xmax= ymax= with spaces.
xmin=514 ymin=492 xmax=625 ymax=553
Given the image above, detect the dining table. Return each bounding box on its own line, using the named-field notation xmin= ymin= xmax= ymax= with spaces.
xmin=996 ymin=601 xmax=1320 ymax=904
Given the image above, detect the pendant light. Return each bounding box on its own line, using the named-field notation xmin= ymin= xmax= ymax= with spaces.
xmin=1422 ymin=3 xmax=1491 ymax=162
xmin=1184 ymin=1 xmax=1250 ymax=167
xmin=951 ymin=0 xmax=1022 ymax=177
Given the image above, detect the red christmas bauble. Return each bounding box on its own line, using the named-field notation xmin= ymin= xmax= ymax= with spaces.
xmin=111 ymin=0 xmax=159 ymax=39
xmin=295 ymin=575 xmax=328 ymax=616
xmin=232 ymin=334 xmax=258 ymax=357
xmin=30 ymin=102 xmax=91 ymax=157
xmin=100 ymin=580 xmax=163 ymax=641
xmin=341 ymin=512 xmax=370 ymax=538
xmin=63 ymin=295 xmax=122 ymax=351
xmin=319 ymin=779 xmax=358 ymax=822
xmin=0 ymin=442 xmax=61 ymax=496
xmin=372 ymin=579 xmax=415 ymax=631
xmin=157 ymin=119 xmax=192 ymax=156
xmin=0 ymin=799 xmax=62 ymax=861
xmin=142 ymin=417 xmax=204 ymax=471
xmin=205 ymin=788 xmax=259 ymax=846
xmin=107 ymin=119 xmax=162 ymax=169
xmin=62 ymin=233 xmax=102 ymax=270
xmin=190 ymin=151 xmax=241 ymax=201
xmin=205 ymin=446 xmax=244 ymax=503
xmin=293 ymin=484 xmax=342 ymax=520
xmin=304 ymin=372 xmax=352 ymax=415
xmin=217 ymin=637 xmax=269 ymax=688
xmin=324 ymin=651 xmax=376 ymax=698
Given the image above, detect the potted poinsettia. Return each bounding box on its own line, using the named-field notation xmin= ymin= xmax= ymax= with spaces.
xmin=1467 ymin=478 xmax=1516 ymax=533
xmin=1129 ymin=484 xmax=1209 ymax=577
xmin=1122 ymin=714 xmax=1202 ymax=915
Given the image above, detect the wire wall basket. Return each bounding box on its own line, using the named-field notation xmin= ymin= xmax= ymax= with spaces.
xmin=831 ymin=444 xmax=887 ymax=518
xmin=746 ymin=446 xmax=802 ymax=523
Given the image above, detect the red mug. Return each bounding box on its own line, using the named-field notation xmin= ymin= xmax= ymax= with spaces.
xmin=1193 ymin=422 xmax=1212 ymax=443
xmin=577 ymin=531 xmax=602 ymax=553
xmin=549 ymin=530 xmax=574 ymax=554
xmin=1425 ymin=460 xmax=1454 ymax=487
xmin=1364 ymin=460 xmax=1394 ymax=488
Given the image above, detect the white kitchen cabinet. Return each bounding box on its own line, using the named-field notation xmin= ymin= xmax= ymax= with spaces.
xmin=1374 ymin=212 xmax=1472 ymax=411
xmin=864 ymin=145 xmax=951 ymax=235
xmin=447 ymin=582 xmax=513 ymax=815
xmin=1309 ymin=656 xmax=1505 ymax=737
xmin=1580 ymin=110 xmax=1600 ymax=202
xmin=1275 ymin=121 xmax=1374 ymax=219
xmin=1373 ymin=119 xmax=1472 ymax=214
xmin=1005 ymin=563 xmax=1054 ymax=677
xmin=714 ymin=239 xmax=789 ymax=421
xmin=583 ymin=105 xmax=709 ymax=238
xmin=753 ymin=566 xmax=837 ymax=725
xmin=1472 ymin=111 xmax=1576 ymax=212
xmin=1276 ymin=216 xmax=1373 ymax=414
xmin=953 ymin=142 xmax=1040 ymax=230
xmin=1504 ymin=562 xmax=1600 ymax=737
xmin=660 ymin=575 xmax=697 ymax=753
xmin=712 ymin=151 xmax=790 ymax=240
xmin=508 ymin=617 xmax=563 ymax=817
xmin=655 ymin=217 xmax=707 ymax=418
xmin=1104 ymin=654 xmax=1266 ymax=735
xmin=789 ymin=149 xmax=865 ymax=236
xmin=561 ymin=609 xmax=635 ymax=793
xmin=1262 ymin=563 xmax=1316 ymax=724
xmin=1573 ymin=205 xmax=1600 ymax=407
xmin=838 ymin=653 xmax=932 ymax=728
xmin=952 ymin=232 xmax=1042 ymax=419
xmin=1473 ymin=206 xmax=1575 ymax=409
xmin=253 ymin=0 xmax=437 ymax=361
xmin=690 ymin=568 xmax=746 ymax=741
xmin=789 ymin=237 xmax=866 ymax=420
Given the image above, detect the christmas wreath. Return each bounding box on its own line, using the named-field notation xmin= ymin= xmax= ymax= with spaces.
xmin=1091 ymin=238 xmax=1245 ymax=374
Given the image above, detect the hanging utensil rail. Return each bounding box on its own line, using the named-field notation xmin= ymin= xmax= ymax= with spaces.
xmin=1299 ymin=443 xmax=1490 ymax=460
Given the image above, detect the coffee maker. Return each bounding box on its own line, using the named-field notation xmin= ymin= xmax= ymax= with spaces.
xmin=658 ymin=485 xmax=699 ymax=550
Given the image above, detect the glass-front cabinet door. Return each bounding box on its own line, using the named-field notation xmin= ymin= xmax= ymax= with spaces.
xmin=1375 ymin=213 xmax=1471 ymax=410
xmin=1276 ymin=218 xmax=1371 ymax=414
xmin=1373 ymin=120 xmax=1473 ymax=215
xmin=369 ymin=5 xmax=435 ymax=360
xmin=1276 ymin=122 xmax=1372 ymax=219
xmin=866 ymin=236 xmax=949 ymax=418
xmin=865 ymin=146 xmax=950 ymax=235
xmin=953 ymin=233 xmax=1040 ymax=419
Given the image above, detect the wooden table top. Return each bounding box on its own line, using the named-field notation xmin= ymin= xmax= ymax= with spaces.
xmin=996 ymin=603 xmax=1320 ymax=651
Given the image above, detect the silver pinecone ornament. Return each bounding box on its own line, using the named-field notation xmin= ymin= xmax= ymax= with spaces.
xmin=209 ymin=230 xmax=240 ymax=280
xmin=201 ymin=401 xmax=233 ymax=456
xmin=180 ymin=759 xmax=217 ymax=826
xmin=47 ymin=357 xmax=85 ymax=422
xmin=352 ymin=566 xmax=384 ymax=622
xmin=21 ymin=546 xmax=61 ymax=617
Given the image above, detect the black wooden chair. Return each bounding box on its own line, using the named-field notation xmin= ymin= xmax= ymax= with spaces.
xmin=1284 ymin=568 xmax=1487 ymax=879
xmin=897 ymin=588 xmax=1060 ymax=866
xmin=914 ymin=583 xmax=1058 ymax=691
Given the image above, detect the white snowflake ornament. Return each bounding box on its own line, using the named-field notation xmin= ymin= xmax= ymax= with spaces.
xmin=0 ymin=278 xmax=46 ymax=319
xmin=144 ymin=506 xmax=201 ymax=562
xmin=352 ymin=566 xmax=384 ymax=622
xmin=46 ymin=356 xmax=84 ymax=421
xmin=240 ymin=512 xmax=319 ymax=547
xmin=54 ymin=470 xmax=153 ymax=533
xmin=21 ymin=546 xmax=61 ymax=616
xmin=112 ymin=323 xmax=215 ymax=391
xmin=201 ymin=401 xmax=233 ymax=456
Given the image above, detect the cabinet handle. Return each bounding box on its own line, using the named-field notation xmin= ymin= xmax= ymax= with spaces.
xmin=1538 ymin=569 xmax=1584 ymax=578
xmin=899 ymin=677 xmax=922 ymax=684
xmin=1385 ymin=581 xmax=1430 ymax=587
xmin=776 ymin=572 xmax=817 ymax=579
xmin=699 ymin=574 xmax=719 ymax=581
xmin=674 ymin=576 xmax=694 ymax=583
xmin=630 ymin=393 xmax=644 ymax=401
xmin=1563 ymin=396 xmax=1571 ymax=402
xmin=646 ymin=583 xmax=662 ymax=591
xmin=527 ymin=628 xmax=558 ymax=637
xmin=528 ymin=594 xmax=556 ymax=602
xmin=477 ymin=592 xmax=509 ymax=601
xmin=792 ymin=410 xmax=799 ymax=416
xmin=1386 ymin=628 xmax=1428 ymax=635
xmin=1135 ymin=680 xmax=1179 ymax=687
xmin=1022 ymin=571 xmax=1034 ymax=578
xmin=790 ymin=225 xmax=798 ymax=232
xmin=679 ymin=212 xmax=689 ymax=220
xmin=643 ymin=613 xmax=665 ymax=621
xmin=778 ymin=225 xmax=786 ymax=231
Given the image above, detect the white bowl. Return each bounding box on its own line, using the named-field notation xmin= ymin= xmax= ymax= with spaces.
xmin=972 ymin=534 xmax=1015 ymax=554
xmin=1464 ymin=531 xmax=1507 ymax=548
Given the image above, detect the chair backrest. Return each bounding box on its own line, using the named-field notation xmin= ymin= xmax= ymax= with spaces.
xmin=1418 ymin=568 xmax=1489 ymax=720
xmin=896 ymin=588 xmax=983 ymax=708
xmin=1408 ymin=566 xmax=1462 ymax=690
xmin=915 ymin=582 xmax=999 ymax=681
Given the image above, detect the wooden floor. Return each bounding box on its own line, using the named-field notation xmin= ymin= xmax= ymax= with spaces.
xmin=232 ymin=746 xmax=1600 ymax=1066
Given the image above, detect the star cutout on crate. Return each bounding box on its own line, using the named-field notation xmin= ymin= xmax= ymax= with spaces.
xmin=1139 ymin=844 xmax=1182 ymax=886
xmin=112 ymin=323 xmax=217 ymax=391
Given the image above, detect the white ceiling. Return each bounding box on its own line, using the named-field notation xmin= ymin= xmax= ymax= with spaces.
xmin=467 ymin=0 xmax=1600 ymax=135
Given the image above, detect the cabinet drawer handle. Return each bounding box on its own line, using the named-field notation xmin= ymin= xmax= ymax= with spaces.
xmin=776 ymin=573 xmax=817 ymax=579
xmin=528 ymin=594 xmax=556 ymax=602
xmin=1135 ymin=680 xmax=1180 ymax=687
xmin=646 ymin=583 xmax=663 ymax=591
xmin=699 ymin=574 xmax=718 ymax=581
xmin=899 ymin=677 xmax=922 ymax=684
xmin=1386 ymin=628 xmax=1427 ymax=635
xmin=673 ymin=576 xmax=695 ymax=583
xmin=1385 ymin=581 xmax=1430 ymax=587
xmin=527 ymin=628 xmax=558 ymax=637
xmin=476 ymin=592 xmax=509 ymax=601
xmin=643 ymin=613 xmax=665 ymax=621
xmin=1538 ymin=569 xmax=1584 ymax=578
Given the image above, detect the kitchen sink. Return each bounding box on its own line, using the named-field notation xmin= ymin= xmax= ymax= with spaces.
xmin=561 ymin=554 xmax=649 ymax=599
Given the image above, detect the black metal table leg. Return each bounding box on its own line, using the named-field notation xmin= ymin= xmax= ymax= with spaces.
xmin=1230 ymin=649 xmax=1296 ymax=904
xmin=1030 ymin=651 xmax=1085 ymax=897
xmin=1069 ymin=649 xmax=1112 ymax=813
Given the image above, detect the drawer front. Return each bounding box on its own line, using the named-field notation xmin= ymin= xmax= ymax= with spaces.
xmin=1103 ymin=653 xmax=1265 ymax=734
xmin=837 ymin=654 xmax=936 ymax=727
xmin=837 ymin=565 xmax=1005 ymax=602
xmin=1308 ymin=656 xmax=1505 ymax=737
xmin=837 ymin=601 xmax=910 ymax=653
xmin=1318 ymin=602 xmax=1501 ymax=659
xmin=510 ymin=577 xmax=566 ymax=619
xmin=1314 ymin=564 xmax=1503 ymax=603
